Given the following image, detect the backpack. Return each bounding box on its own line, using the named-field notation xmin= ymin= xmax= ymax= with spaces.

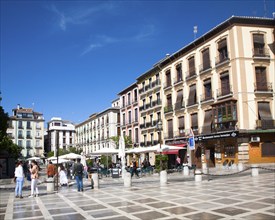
xmin=75 ymin=164 xmax=83 ymax=175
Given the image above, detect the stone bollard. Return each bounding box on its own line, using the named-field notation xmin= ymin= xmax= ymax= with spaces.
xmin=195 ymin=170 xmax=202 ymax=182
xmin=238 ymin=163 xmax=244 ymax=172
xmin=251 ymin=164 xmax=259 ymax=177
xmin=183 ymin=166 xmax=189 ymax=176
xmin=160 ymin=170 xmax=168 ymax=186
xmin=124 ymin=172 xmax=132 ymax=187
xmin=91 ymin=173 xmax=99 ymax=189
xmin=46 ymin=177 xmax=55 ymax=192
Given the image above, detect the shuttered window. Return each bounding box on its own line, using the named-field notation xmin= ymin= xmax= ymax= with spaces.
xmin=255 ymin=67 xmax=267 ymax=91
xmin=202 ymin=48 xmax=210 ymax=69
xmin=168 ymin=119 xmax=173 ymax=138
xmin=188 ymin=84 xmax=197 ymax=105
xmin=188 ymin=56 xmax=195 ymax=76
xmin=202 ymin=110 xmax=212 ymax=134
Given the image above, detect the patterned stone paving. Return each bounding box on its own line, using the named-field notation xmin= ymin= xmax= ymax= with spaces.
xmin=0 ymin=172 xmax=274 ymax=220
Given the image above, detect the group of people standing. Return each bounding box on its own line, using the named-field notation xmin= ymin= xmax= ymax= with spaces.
xmin=14 ymin=160 xmax=39 ymax=198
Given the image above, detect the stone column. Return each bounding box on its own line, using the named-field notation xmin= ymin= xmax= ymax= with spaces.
xmin=251 ymin=164 xmax=259 ymax=177
xmin=195 ymin=170 xmax=202 ymax=182
xmin=124 ymin=172 xmax=132 ymax=187
xmin=160 ymin=170 xmax=167 ymax=186
xmin=92 ymin=173 xmax=99 ymax=189
xmin=183 ymin=166 xmax=189 ymax=176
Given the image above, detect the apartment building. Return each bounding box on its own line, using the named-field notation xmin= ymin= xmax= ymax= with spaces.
xmin=7 ymin=105 xmax=45 ymax=158
xmin=118 ymin=83 xmax=140 ymax=147
xmin=151 ymin=16 xmax=275 ymax=168
xmin=46 ymin=117 xmax=75 ymax=154
xmin=75 ymin=102 xmax=120 ymax=155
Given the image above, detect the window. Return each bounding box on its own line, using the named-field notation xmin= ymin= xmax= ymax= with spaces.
xmin=150 ymin=133 xmax=154 ymax=145
xmin=143 ymin=99 xmax=146 ymax=109
xmin=255 ymin=67 xmax=268 ymax=91
xmin=149 ymin=78 xmax=152 ymax=88
xmin=18 ymin=121 xmax=23 ymax=129
xmin=188 ymin=56 xmax=196 ymax=76
xmin=219 ymin=72 xmax=230 ymax=96
xmin=203 ymin=79 xmax=212 ymax=101
xmin=156 ymin=92 xmax=161 ymax=105
xmin=143 ymin=116 xmax=146 ymax=127
xmin=212 ymin=101 xmax=237 ymax=131
xmin=26 ymin=140 xmax=31 ymax=148
xmin=134 ymin=108 xmax=138 ymax=122
xmin=202 ymin=110 xmax=212 ymax=134
xmin=201 ymin=48 xmax=211 ymax=71
xmin=134 ymin=89 xmax=138 ymax=102
xmin=27 ymin=121 xmax=31 ymax=129
xmin=262 ymin=142 xmax=275 ymax=157
xmin=18 ymin=140 xmax=23 ymax=147
xmin=191 ymin=113 xmax=198 ymax=133
xmin=27 ymin=131 xmax=31 ymax=139
xmin=165 ymin=95 xmax=173 ymax=113
xmin=175 ymin=90 xmax=184 ymax=110
xmin=122 ymin=113 xmax=126 ymax=126
xmin=127 ymin=93 xmax=131 ymax=105
xmin=217 ymin=39 xmax=228 ymax=64
xmin=135 ymin=128 xmax=139 ymax=143
xmin=128 ymin=111 xmax=132 ymax=124
xmin=128 ymin=129 xmax=132 ymax=141
xmin=157 ymin=112 xmax=161 ymax=122
xmin=149 ymin=96 xmax=152 ymax=107
xmin=122 ymin=96 xmax=125 ymax=107
xmin=224 ymin=146 xmax=235 ymax=157
xmin=165 ymin=70 xmax=171 ymax=87
xmin=150 ymin=114 xmax=153 ymax=126
xmin=176 ymin=64 xmax=182 ymax=82
xmin=253 ymin=34 xmax=266 ymax=56
xmin=156 ymin=73 xmax=160 ymax=85
xmin=167 ymin=119 xmax=173 ymax=138
xmin=178 ymin=116 xmax=185 ymax=136
xmin=188 ymin=84 xmax=197 ymax=106
xmin=258 ymin=102 xmax=273 ymax=129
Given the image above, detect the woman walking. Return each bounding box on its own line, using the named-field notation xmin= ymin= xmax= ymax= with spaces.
xmin=29 ymin=160 xmax=39 ymax=197
xmin=14 ymin=161 xmax=24 ymax=198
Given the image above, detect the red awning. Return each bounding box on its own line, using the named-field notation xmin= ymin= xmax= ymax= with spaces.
xmin=162 ymin=144 xmax=187 ymax=155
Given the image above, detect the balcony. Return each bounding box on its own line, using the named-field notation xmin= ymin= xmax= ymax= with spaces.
xmin=216 ymin=85 xmax=233 ymax=98
xmin=174 ymin=129 xmax=186 ymax=138
xmin=256 ymin=120 xmax=275 ymax=130
xmin=164 ymin=132 xmax=174 ymax=139
xmin=200 ymin=92 xmax=214 ymax=103
xmin=215 ymin=52 xmax=230 ymax=66
xmin=18 ymin=125 xmax=24 ymax=129
xmin=253 ymin=48 xmax=270 ymax=58
xmin=254 ymin=82 xmax=273 ymax=92
xmin=186 ymin=98 xmax=198 ymax=107
xmin=164 ymin=105 xmax=173 ymax=114
xmin=174 ymin=101 xmax=185 ymax=111
xmin=18 ymin=135 xmax=24 ymax=139
xmin=185 ymin=67 xmax=196 ymax=81
xmin=173 ymin=77 xmax=183 ymax=86
xmin=163 ymin=81 xmax=172 ymax=90
xmin=35 ymin=146 xmax=43 ymax=149
xmin=213 ymin=120 xmax=237 ymax=132
xmin=199 ymin=61 xmax=212 ymax=74
xmin=35 ymin=136 xmax=42 ymax=139
xmin=26 ymin=126 xmax=32 ymax=130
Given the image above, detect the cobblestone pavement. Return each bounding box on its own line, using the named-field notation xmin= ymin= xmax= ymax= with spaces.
xmin=0 ymin=168 xmax=274 ymax=220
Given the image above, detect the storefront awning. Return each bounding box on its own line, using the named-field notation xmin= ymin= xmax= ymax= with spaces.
xmin=162 ymin=144 xmax=187 ymax=155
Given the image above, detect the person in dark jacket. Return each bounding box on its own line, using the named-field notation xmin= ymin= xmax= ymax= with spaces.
xmin=73 ymin=158 xmax=84 ymax=192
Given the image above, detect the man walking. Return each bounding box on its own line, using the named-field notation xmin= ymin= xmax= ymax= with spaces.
xmin=73 ymin=158 xmax=84 ymax=192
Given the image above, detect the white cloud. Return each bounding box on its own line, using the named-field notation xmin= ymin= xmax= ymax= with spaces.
xmin=48 ymin=3 xmax=115 ymax=31
xmin=81 ymin=43 xmax=103 ymax=56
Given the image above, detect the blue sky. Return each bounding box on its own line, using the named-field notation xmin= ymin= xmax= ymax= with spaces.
xmin=1 ymin=0 xmax=274 ymax=124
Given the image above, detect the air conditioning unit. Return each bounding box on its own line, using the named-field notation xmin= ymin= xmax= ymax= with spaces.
xmin=251 ymin=136 xmax=260 ymax=142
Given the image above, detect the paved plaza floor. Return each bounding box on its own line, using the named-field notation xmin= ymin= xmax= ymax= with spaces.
xmin=0 ymin=169 xmax=274 ymax=220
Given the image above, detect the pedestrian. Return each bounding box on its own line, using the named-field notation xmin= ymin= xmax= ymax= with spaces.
xmin=131 ymin=158 xmax=140 ymax=178
xmin=46 ymin=161 xmax=56 ymax=178
xmin=73 ymin=158 xmax=84 ymax=192
xmin=29 ymin=160 xmax=39 ymax=197
xmin=59 ymin=165 xmax=68 ymax=186
xmin=14 ymin=161 xmax=24 ymax=199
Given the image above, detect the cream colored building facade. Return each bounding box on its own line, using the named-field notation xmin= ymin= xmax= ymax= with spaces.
xmin=132 ymin=16 xmax=275 ymax=168
xmin=7 ymin=105 xmax=45 ymax=158
xmin=75 ymin=104 xmax=120 ymax=155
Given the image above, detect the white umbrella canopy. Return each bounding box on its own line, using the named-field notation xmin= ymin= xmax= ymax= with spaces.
xmin=59 ymin=153 xmax=82 ymax=160
xmin=89 ymin=148 xmax=119 ymax=155
xmin=51 ymin=158 xmax=70 ymax=164
xmin=26 ymin=157 xmax=41 ymax=161
xmin=126 ymin=144 xmax=184 ymax=154
xmin=47 ymin=156 xmax=57 ymax=161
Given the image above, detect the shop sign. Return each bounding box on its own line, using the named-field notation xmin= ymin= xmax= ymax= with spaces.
xmin=195 ymin=131 xmax=238 ymax=141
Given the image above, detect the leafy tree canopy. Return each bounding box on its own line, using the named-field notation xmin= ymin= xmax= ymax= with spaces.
xmin=109 ymin=135 xmax=132 ymax=148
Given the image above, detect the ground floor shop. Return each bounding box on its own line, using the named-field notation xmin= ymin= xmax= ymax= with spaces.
xmin=193 ymin=130 xmax=275 ymax=168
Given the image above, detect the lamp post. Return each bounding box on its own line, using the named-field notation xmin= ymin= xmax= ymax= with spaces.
xmin=156 ymin=120 xmax=163 ymax=170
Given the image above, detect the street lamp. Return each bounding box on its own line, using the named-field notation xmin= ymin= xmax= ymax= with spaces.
xmin=156 ymin=120 xmax=163 ymax=170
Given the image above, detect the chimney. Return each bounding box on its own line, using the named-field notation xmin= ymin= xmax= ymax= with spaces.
xmin=17 ymin=104 xmax=20 ymax=109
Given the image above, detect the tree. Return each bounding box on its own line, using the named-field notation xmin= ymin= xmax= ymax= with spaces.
xmin=0 ymin=106 xmax=21 ymax=159
xmin=109 ymin=135 xmax=133 ymax=148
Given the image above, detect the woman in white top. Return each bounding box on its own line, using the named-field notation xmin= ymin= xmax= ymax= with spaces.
xmin=14 ymin=161 xmax=24 ymax=198
xmin=59 ymin=165 xmax=68 ymax=186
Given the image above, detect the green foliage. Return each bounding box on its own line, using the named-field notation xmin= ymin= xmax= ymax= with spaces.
xmin=0 ymin=106 xmax=21 ymax=159
xmin=86 ymin=159 xmax=93 ymax=167
xmin=109 ymin=135 xmax=133 ymax=148
xmin=155 ymin=154 xmax=168 ymax=172
xmin=100 ymin=155 xmax=111 ymax=168
xmin=46 ymin=147 xmax=82 ymax=158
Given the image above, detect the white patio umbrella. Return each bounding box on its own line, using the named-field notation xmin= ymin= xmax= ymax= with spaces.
xmin=118 ymin=135 xmax=126 ymax=178
xmin=47 ymin=156 xmax=57 ymax=161
xmin=59 ymin=153 xmax=82 ymax=160
xmin=51 ymin=158 xmax=70 ymax=164
xmin=89 ymin=148 xmax=119 ymax=169
xmin=26 ymin=156 xmax=41 ymax=161
xmin=126 ymin=144 xmax=184 ymax=154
